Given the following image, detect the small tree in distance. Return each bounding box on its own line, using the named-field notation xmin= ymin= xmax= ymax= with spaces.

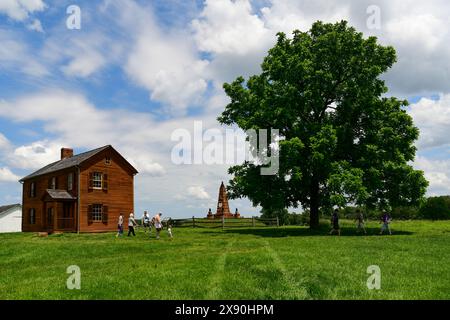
xmin=218 ymin=20 xmax=428 ymax=229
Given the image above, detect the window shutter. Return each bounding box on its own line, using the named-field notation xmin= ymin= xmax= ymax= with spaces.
xmin=48 ymin=178 xmax=51 ymax=189
xmin=89 ymin=172 xmax=94 ymax=189
xmin=103 ymin=174 xmax=108 ymax=191
xmin=88 ymin=205 xmax=93 ymax=224
xmin=102 ymin=205 xmax=108 ymax=224
xmin=54 ymin=177 xmax=58 ymax=189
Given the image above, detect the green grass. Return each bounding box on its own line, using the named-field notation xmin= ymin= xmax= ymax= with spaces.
xmin=0 ymin=220 xmax=449 ymax=300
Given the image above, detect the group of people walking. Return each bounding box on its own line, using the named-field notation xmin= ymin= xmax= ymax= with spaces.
xmin=329 ymin=209 xmax=392 ymax=236
xmin=116 ymin=211 xmax=173 ymax=240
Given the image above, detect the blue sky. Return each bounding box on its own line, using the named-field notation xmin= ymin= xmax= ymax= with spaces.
xmin=0 ymin=0 xmax=449 ymax=218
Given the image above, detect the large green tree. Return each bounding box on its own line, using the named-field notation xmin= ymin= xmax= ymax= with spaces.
xmin=218 ymin=21 xmax=428 ymax=229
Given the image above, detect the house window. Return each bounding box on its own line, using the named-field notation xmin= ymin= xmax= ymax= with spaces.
xmin=91 ymin=204 xmax=103 ymax=221
xmin=68 ymin=173 xmax=74 ymax=191
xmin=29 ymin=208 xmax=36 ymax=225
xmin=92 ymin=172 xmax=102 ymax=189
xmin=105 ymin=157 xmax=112 ymax=165
xmin=50 ymin=177 xmax=57 ymax=190
xmin=30 ymin=182 xmax=36 ymax=198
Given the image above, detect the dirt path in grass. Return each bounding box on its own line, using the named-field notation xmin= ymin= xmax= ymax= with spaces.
xmin=204 ymin=239 xmax=235 ymax=299
xmin=263 ymin=239 xmax=310 ymax=299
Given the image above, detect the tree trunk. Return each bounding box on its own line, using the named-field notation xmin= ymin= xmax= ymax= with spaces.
xmin=309 ymin=181 xmax=320 ymax=229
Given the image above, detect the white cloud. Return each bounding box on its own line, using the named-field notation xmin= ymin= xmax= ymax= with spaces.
xmin=414 ymin=156 xmax=450 ymax=196
xmin=27 ymin=18 xmax=44 ymax=33
xmin=187 ymin=186 xmax=211 ymax=200
xmin=192 ymin=0 xmax=271 ymax=55
xmin=0 ymin=29 xmax=49 ymax=77
xmin=408 ymin=95 xmax=450 ymax=150
xmin=127 ymin=156 xmax=166 ymax=177
xmin=0 ymin=90 xmax=165 ymax=174
xmin=11 ymin=140 xmax=60 ymax=170
xmin=191 ymin=0 xmax=450 ymax=97
xmin=0 ymin=167 xmax=20 ymax=182
xmin=126 ymin=31 xmax=209 ymax=113
xmin=98 ymin=0 xmax=209 ymax=114
xmin=40 ymin=31 xmax=115 ymax=79
xmin=0 ymin=133 xmax=11 ymax=150
xmin=0 ymin=0 xmax=46 ymax=21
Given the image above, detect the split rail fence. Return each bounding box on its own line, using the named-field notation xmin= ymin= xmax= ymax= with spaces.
xmin=168 ymin=216 xmax=279 ymax=229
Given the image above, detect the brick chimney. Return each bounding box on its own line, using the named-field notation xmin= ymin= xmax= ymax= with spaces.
xmin=61 ymin=148 xmax=74 ymax=160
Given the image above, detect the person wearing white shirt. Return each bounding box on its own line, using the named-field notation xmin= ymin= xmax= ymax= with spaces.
xmin=154 ymin=212 xmax=163 ymax=240
xmin=128 ymin=213 xmax=137 ymax=237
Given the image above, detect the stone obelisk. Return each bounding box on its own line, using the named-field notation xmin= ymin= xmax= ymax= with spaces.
xmin=215 ymin=181 xmax=232 ymax=218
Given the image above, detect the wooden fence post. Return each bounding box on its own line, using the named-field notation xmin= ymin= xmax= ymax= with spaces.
xmin=276 ymin=217 xmax=279 ymax=227
xmin=222 ymin=215 xmax=225 ymax=230
xmin=192 ymin=216 xmax=195 ymax=228
xmin=252 ymin=216 xmax=255 ymax=227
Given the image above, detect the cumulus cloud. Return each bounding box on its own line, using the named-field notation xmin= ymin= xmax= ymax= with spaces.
xmin=187 ymin=186 xmax=211 ymax=200
xmin=0 ymin=90 xmax=166 ymax=176
xmin=192 ymin=0 xmax=272 ymax=55
xmin=10 ymin=141 xmax=60 ymax=170
xmin=0 ymin=0 xmax=46 ymax=21
xmin=191 ymin=0 xmax=450 ymax=97
xmin=98 ymin=0 xmax=210 ymax=114
xmin=407 ymin=95 xmax=450 ymax=150
xmin=126 ymin=30 xmax=209 ymax=113
xmin=414 ymin=156 xmax=450 ymax=196
xmin=0 ymin=167 xmax=20 ymax=182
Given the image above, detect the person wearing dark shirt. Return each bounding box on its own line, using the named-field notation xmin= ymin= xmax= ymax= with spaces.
xmin=380 ymin=212 xmax=392 ymax=235
xmin=329 ymin=209 xmax=341 ymax=236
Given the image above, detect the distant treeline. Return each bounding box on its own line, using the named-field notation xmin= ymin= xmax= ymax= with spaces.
xmin=262 ymin=196 xmax=450 ymax=226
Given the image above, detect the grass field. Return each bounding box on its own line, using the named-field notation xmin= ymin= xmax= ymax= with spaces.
xmin=0 ymin=220 xmax=449 ymax=300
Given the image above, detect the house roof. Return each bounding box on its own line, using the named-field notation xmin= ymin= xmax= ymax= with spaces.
xmin=20 ymin=145 xmax=138 ymax=182
xmin=0 ymin=204 xmax=21 ymax=217
xmin=45 ymin=189 xmax=77 ymax=201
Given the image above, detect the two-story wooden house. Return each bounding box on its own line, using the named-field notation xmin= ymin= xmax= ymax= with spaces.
xmin=20 ymin=145 xmax=138 ymax=233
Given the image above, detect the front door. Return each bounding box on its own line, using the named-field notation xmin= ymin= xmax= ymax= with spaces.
xmin=61 ymin=203 xmax=74 ymax=230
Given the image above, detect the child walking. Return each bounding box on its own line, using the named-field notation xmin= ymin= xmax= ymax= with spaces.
xmin=167 ymin=218 xmax=173 ymax=240
xmin=116 ymin=213 xmax=124 ymax=237
xmin=153 ymin=212 xmax=163 ymax=240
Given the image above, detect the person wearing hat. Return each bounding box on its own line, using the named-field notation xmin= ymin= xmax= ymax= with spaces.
xmin=128 ymin=213 xmax=137 ymax=237
xmin=153 ymin=212 xmax=163 ymax=240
